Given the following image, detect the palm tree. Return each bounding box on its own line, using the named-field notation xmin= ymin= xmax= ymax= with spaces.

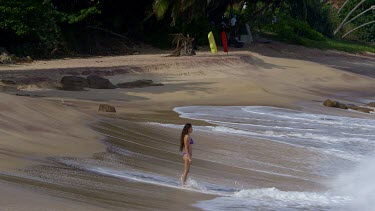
xmin=334 ymin=0 xmax=367 ymax=35
xmin=153 ymin=0 xmax=212 ymax=25
xmin=343 ymin=5 xmax=375 ymax=27
xmin=338 ymin=0 xmax=351 ymax=14
xmin=153 ymin=0 xmax=245 ymax=25
xmin=342 ymin=19 xmax=375 ymax=38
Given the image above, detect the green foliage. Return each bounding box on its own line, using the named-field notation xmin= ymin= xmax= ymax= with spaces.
xmin=0 ymin=0 xmax=57 ymax=37
xmin=306 ymin=2 xmax=338 ymax=37
xmin=338 ymin=0 xmax=375 ymax=42
xmin=303 ymin=38 xmax=375 ymax=53
xmin=270 ymin=18 xmax=326 ymax=45
xmin=0 ymin=0 xmax=61 ymax=57
xmin=0 ymin=0 xmax=373 ymax=58
xmin=153 ymin=0 xmax=171 ymax=20
xmin=263 ymin=32 xmax=375 ymax=53
xmin=143 ymin=20 xmax=173 ymax=49
xmin=174 ymin=18 xmax=218 ymax=45
xmin=64 ymin=6 xmax=101 ymax=24
xmin=361 ymin=25 xmax=375 ymax=42
xmin=0 ymin=0 xmax=101 ymax=57
xmin=152 ymin=0 xmax=219 ymax=26
xmin=280 ymin=0 xmax=337 ymax=37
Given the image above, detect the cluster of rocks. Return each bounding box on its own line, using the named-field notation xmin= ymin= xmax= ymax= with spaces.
xmin=323 ymin=99 xmax=375 ymax=113
xmin=0 ymin=47 xmax=33 ymax=64
xmin=0 ymin=48 xmax=14 ymax=64
xmin=61 ymin=76 xmax=163 ymax=91
xmin=61 ymin=76 xmax=115 ymax=91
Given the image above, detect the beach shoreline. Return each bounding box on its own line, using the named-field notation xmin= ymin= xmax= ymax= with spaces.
xmin=0 ymin=43 xmax=374 ymax=210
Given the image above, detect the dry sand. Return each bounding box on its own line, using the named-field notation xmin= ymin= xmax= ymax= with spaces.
xmin=0 ymin=42 xmax=374 ymax=210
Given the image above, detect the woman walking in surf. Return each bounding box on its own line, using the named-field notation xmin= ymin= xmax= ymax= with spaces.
xmin=180 ymin=123 xmax=194 ymax=185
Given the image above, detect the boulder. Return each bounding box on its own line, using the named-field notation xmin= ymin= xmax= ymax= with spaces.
xmin=323 ymin=99 xmax=335 ymax=107
xmin=323 ymin=99 xmax=348 ymax=109
xmin=16 ymin=93 xmax=31 ymax=97
xmin=61 ymin=76 xmax=88 ymax=91
xmin=355 ymin=107 xmax=374 ymax=113
xmin=347 ymin=105 xmax=374 ymax=113
xmin=87 ymin=76 xmax=116 ymax=89
xmin=1 ymin=79 xmax=16 ymax=85
xmin=98 ymin=104 xmax=116 ymax=112
xmin=366 ymin=102 xmax=375 ymax=108
xmin=0 ymin=48 xmax=14 ymax=64
xmin=18 ymin=56 xmax=33 ymax=63
xmin=117 ymin=80 xmax=164 ymax=88
xmin=347 ymin=105 xmax=359 ymax=110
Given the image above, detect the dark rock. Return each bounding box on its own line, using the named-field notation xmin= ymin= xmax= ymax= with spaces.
xmin=366 ymin=102 xmax=375 ymax=108
xmin=323 ymin=99 xmax=348 ymax=109
xmin=19 ymin=77 xmax=50 ymax=84
xmin=81 ymin=70 xmax=91 ymax=75
xmin=1 ymin=79 xmax=16 ymax=85
xmin=337 ymin=103 xmax=348 ymax=110
xmin=82 ymin=70 xmax=114 ymax=76
xmin=0 ymin=48 xmax=14 ymax=64
xmin=18 ymin=56 xmax=33 ymax=63
xmin=16 ymin=93 xmax=31 ymax=97
xmin=87 ymin=76 xmax=116 ymax=89
xmin=355 ymin=107 xmax=374 ymax=113
xmin=348 ymin=105 xmax=373 ymax=113
xmin=98 ymin=104 xmax=116 ymax=112
xmin=347 ymin=105 xmax=359 ymax=110
xmin=61 ymin=76 xmax=88 ymax=91
xmin=117 ymin=80 xmax=164 ymax=88
xmin=323 ymin=99 xmax=335 ymax=107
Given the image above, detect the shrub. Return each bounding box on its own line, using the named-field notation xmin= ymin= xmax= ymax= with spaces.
xmin=271 ymin=18 xmax=326 ymax=44
xmin=0 ymin=0 xmax=61 ymax=57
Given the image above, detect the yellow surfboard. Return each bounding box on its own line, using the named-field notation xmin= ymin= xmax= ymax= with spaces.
xmin=208 ymin=31 xmax=218 ymax=54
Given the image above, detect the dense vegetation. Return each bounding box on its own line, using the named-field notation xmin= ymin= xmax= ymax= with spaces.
xmin=0 ymin=0 xmax=374 ymax=58
xmin=337 ymin=0 xmax=375 ymax=42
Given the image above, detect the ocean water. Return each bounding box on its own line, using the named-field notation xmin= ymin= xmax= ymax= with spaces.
xmin=13 ymin=105 xmax=374 ymax=210
xmin=56 ymin=157 xmax=350 ymax=211
xmin=174 ymin=106 xmax=375 ymax=162
xmin=168 ymin=106 xmax=375 ymax=211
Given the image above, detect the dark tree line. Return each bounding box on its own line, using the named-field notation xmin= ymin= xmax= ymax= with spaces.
xmin=0 ymin=0 xmax=373 ymax=57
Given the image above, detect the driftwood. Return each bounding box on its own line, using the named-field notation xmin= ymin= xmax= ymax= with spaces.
xmin=170 ymin=33 xmax=196 ymax=56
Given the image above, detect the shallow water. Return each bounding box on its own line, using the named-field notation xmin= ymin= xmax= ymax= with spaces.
xmin=3 ymin=105 xmax=375 ymax=210
xmin=170 ymin=106 xmax=375 ymax=210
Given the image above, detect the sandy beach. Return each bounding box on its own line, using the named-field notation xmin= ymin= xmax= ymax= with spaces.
xmin=0 ymin=42 xmax=375 ymax=210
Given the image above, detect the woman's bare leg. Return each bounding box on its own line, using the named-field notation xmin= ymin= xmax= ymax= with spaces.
xmin=182 ymin=156 xmax=190 ymax=185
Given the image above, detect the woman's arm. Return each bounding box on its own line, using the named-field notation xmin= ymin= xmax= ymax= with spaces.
xmin=184 ymin=135 xmax=192 ymax=162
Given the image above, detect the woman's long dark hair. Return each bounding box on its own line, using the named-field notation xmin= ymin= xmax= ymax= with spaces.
xmin=180 ymin=123 xmax=192 ymax=151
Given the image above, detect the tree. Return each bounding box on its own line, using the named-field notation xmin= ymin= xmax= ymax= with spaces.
xmin=0 ymin=0 xmax=101 ymax=57
xmin=152 ymin=0 xmax=243 ymax=25
xmin=334 ymin=0 xmax=367 ymax=35
xmin=153 ymin=0 xmax=209 ymax=25
xmin=336 ymin=0 xmax=375 ymax=41
xmin=0 ymin=0 xmax=63 ymax=56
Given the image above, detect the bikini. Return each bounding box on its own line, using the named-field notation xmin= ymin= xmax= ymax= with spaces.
xmin=182 ymin=138 xmax=194 ymax=157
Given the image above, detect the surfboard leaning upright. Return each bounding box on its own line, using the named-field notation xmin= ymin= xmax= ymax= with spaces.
xmin=208 ymin=31 xmax=218 ymax=54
